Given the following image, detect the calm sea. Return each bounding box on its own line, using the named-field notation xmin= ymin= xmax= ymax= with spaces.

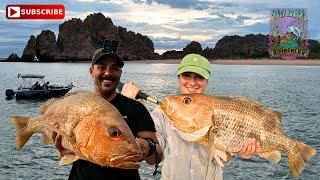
xmin=0 ymin=62 xmax=319 ymax=179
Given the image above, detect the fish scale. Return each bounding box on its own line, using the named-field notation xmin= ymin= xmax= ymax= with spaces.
xmin=160 ymin=93 xmax=316 ymax=177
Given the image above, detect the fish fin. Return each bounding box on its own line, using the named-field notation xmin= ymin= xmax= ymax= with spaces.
xmin=258 ymin=150 xmax=281 ymax=164
xmin=59 ymin=154 xmax=79 ymax=165
xmin=38 ymin=92 xmax=83 ymax=114
xmin=288 ymin=141 xmax=316 ymax=176
xmin=272 ymin=111 xmax=282 ymax=119
xmin=209 ymin=145 xmax=227 ymax=167
xmin=38 ymin=98 xmax=60 ymax=114
xmin=224 ymin=152 xmax=233 ymax=164
xmin=64 ymin=91 xmax=86 ymax=96
xmin=39 ymin=91 xmax=88 ymax=114
xmin=11 ymin=116 xmax=33 ymax=150
xmin=41 ymin=130 xmax=53 ymax=145
xmin=232 ymin=96 xmax=262 ymax=107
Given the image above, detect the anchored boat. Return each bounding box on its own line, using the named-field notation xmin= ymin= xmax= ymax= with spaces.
xmin=5 ymin=74 xmax=74 ymax=100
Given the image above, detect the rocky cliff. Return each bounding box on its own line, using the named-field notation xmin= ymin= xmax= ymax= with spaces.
xmin=212 ymin=34 xmax=269 ymax=59
xmin=21 ymin=13 xmax=154 ymax=62
xmin=6 ymin=53 xmax=21 ymax=61
xmin=21 ymin=35 xmax=36 ymax=62
xmin=161 ymin=34 xmax=320 ymax=59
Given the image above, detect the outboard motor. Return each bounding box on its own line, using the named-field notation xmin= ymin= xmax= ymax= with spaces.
xmin=5 ymin=89 xmax=15 ymax=99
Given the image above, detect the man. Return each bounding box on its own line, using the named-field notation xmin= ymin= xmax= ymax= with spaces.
xmin=32 ymin=81 xmax=41 ymax=90
xmin=42 ymin=81 xmax=49 ymax=90
xmin=52 ymin=43 xmax=163 ymax=180
xmin=121 ymin=54 xmax=260 ymax=180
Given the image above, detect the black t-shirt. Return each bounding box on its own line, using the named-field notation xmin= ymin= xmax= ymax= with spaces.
xmin=68 ymin=93 xmax=156 ymax=180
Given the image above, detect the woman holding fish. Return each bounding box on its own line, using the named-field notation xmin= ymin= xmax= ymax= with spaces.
xmin=121 ymin=54 xmax=261 ymax=180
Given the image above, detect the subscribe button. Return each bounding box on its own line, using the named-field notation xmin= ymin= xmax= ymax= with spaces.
xmin=6 ymin=4 xmax=65 ymax=19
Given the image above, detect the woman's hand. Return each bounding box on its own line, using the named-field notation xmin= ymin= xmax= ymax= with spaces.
xmin=237 ymin=138 xmax=261 ymax=159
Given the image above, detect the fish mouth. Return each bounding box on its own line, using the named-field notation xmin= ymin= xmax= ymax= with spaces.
xmin=159 ymin=98 xmax=173 ymax=117
xmin=160 ymin=97 xmax=182 ymax=125
xmin=109 ymin=154 xmax=142 ymax=169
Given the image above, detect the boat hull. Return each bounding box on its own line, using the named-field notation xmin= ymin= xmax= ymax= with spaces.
xmin=15 ymin=86 xmax=73 ymax=100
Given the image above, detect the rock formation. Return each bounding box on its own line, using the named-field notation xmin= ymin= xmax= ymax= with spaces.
xmin=21 ymin=13 xmax=154 ymax=61
xmin=183 ymin=41 xmax=203 ymax=55
xmin=36 ymin=30 xmax=60 ymax=61
xmin=21 ymin=35 xmax=36 ymax=62
xmin=6 ymin=53 xmax=21 ymax=61
xmin=162 ymin=50 xmax=184 ymax=59
xmin=212 ymin=34 xmax=269 ymax=59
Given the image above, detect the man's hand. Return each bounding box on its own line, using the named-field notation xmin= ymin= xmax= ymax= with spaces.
xmin=237 ymin=138 xmax=261 ymax=159
xmin=136 ymin=131 xmax=163 ymax=165
xmin=51 ymin=131 xmax=71 ymax=158
xmin=121 ymin=81 xmax=140 ymax=100
xmin=135 ymin=138 xmax=149 ymax=160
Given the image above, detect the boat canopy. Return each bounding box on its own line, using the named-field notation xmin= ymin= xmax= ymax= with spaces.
xmin=18 ymin=74 xmax=45 ymax=79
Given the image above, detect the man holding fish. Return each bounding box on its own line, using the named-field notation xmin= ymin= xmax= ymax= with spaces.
xmin=121 ymin=54 xmax=261 ymax=180
xmin=52 ymin=42 xmax=163 ymax=179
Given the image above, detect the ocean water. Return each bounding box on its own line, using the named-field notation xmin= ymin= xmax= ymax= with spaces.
xmin=0 ymin=62 xmax=319 ymax=179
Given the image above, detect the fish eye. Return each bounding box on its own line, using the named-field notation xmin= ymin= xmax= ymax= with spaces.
xmin=183 ymin=97 xmax=192 ymax=104
xmin=109 ymin=127 xmax=121 ymax=138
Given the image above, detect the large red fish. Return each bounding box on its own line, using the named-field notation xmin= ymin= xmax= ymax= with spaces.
xmin=12 ymin=91 xmax=142 ymax=169
xmin=159 ymin=94 xmax=316 ymax=176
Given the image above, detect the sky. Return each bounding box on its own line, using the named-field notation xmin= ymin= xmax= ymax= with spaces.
xmin=0 ymin=0 xmax=319 ymax=57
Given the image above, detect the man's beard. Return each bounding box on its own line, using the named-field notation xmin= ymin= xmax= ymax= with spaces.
xmin=98 ymin=75 xmax=117 ymax=94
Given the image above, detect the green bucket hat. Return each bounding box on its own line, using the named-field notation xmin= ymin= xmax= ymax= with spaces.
xmin=177 ymin=54 xmax=211 ymax=79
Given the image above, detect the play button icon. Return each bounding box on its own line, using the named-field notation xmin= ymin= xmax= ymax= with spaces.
xmin=10 ymin=8 xmax=17 ymax=16
xmin=6 ymin=6 xmax=20 ymax=18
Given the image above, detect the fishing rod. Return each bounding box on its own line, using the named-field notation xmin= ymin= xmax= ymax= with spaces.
xmin=117 ymin=81 xmax=160 ymax=175
xmin=117 ymin=82 xmax=159 ymax=104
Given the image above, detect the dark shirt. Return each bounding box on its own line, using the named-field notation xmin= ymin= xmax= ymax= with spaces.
xmin=68 ymin=93 xmax=156 ymax=180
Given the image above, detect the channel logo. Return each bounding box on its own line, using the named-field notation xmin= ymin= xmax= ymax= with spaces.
xmin=6 ymin=4 xmax=65 ymax=19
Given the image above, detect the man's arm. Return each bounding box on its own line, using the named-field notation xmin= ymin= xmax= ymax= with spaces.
xmin=121 ymin=81 xmax=163 ymax=165
xmin=136 ymin=131 xmax=163 ymax=165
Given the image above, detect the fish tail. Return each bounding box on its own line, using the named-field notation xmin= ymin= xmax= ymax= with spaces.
xmin=11 ymin=116 xmax=33 ymax=150
xmin=288 ymin=141 xmax=316 ymax=176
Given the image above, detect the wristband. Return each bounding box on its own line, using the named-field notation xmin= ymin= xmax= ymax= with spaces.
xmin=142 ymin=138 xmax=157 ymax=157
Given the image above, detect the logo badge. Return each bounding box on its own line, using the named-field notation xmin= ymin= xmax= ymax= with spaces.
xmin=269 ymin=8 xmax=309 ymax=60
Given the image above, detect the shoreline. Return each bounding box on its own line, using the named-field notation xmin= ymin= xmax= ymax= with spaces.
xmin=126 ymin=59 xmax=320 ymax=66
xmin=1 ymin=59 xmax=320 ymax=66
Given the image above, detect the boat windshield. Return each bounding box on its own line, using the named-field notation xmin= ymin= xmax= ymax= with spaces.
xmin=17 ymin=74 xmax=45 ymax=89
xmin=18 ymin=74 xmax=45 ymax=79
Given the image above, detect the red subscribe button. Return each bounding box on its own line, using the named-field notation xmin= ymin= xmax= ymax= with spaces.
xmin=6 ymin=4 xmax=65 ymax=19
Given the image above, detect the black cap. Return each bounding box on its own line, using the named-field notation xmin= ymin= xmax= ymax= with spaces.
xmin=91 ymin=40 xmax=124 ymax=68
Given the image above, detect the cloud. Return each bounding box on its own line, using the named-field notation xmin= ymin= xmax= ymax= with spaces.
xmin=0 ymin=0 xmax=319 ymax=57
